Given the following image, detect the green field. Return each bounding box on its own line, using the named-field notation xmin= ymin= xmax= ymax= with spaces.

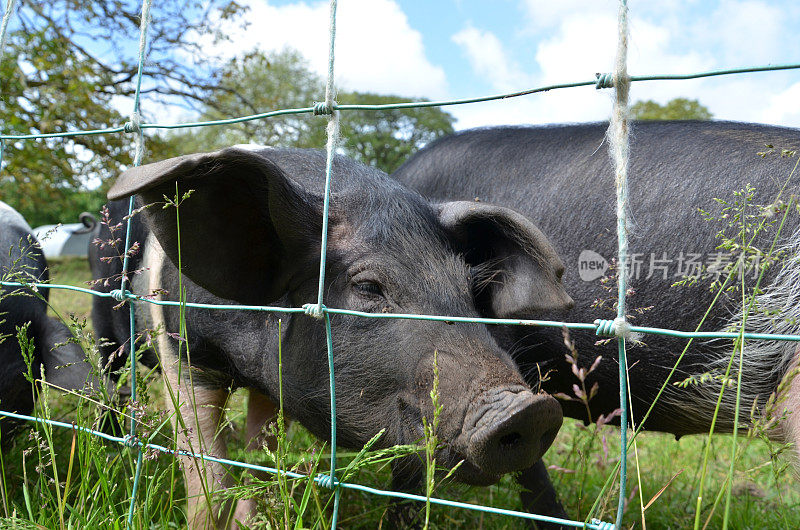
xmin=0 ymin=257 xmax=796 ymax=528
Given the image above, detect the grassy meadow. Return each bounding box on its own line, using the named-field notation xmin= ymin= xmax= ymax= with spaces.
xmin=0 ymin=256 xmax=796 ymax=528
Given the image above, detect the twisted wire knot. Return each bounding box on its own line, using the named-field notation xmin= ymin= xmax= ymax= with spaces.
xmin=594 ymin=317 xmax=630 ymax=338
xmin=316 ymin=473 xmax=338 ymax=489
xmin=591 ymin=519 xmax=615 ymax=530
xmin=124 ymin=111 xmax=142 ymax=133
xmin=312 ymin=101 xmax=336 ymax=115
xmin=110 ymin=289 xmax=129 ymax=302
xmin=595 ymin=72 xmax=614 ymax=89
xmin=303 ymin=303 xmax=326 ymax=319
xmin=122 ymin=434 xmax=139 ymax=448
xmin=594 ymin=319 xmax=616 ymax=336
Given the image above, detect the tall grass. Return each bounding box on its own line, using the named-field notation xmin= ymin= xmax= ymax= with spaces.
xmin=0 ymin=237 xmax=799 ymax=527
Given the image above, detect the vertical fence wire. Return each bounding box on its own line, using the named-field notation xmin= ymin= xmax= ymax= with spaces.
xmin=124 ymin=0 xmax=153 ymax=527
xmin=607 ymin=0 xmax=631 ymax=527
xmin=313 ymin=0 xmax=343 ymax=525
xmin=0 ymin=0 xmax=16 ymax=176
xmin=0 ymin=0 xmax=15 ymax=65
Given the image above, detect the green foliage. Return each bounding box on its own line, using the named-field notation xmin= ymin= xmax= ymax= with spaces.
xmin=172 ymin=48 xmax=455 ymax=174
xmin=45 ymin=257 xmax=94 ymax=323
xmin=0 ymin=18 xmax=131 ymax=226
xmin=422 ymin=351 xmax=441 ymax=529
xmin=630 ymin=97 xmax=713 ymax=121
xmin=0 ymin=0 xmax=247 ymax=226
xmin=171 ymin=48 xmax=325 ymax=152
xmin=2 ymin=10 xmax=451 ymax=227
xmin=329 ymin=91 xmax=456 ymax=174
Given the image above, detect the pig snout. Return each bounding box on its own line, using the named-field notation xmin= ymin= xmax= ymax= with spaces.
xmin=461 ymin=386 xmax=562 ymax=476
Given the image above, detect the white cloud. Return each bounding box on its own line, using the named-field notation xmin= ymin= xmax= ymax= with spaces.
xmin=535 ymin=14 xmax=711 ymax=82
xmin=534 ymin=14 xmax=617 ymax=84
xmin=703 ymin=1 xmax=786 ymax=65
xmin=180 ymin=0 xmax=800 ymax=131
xmin=521 ymin=0 xmax=616 ymax=30
xmin=451 ymin=26 xmax=530 ymax=92
xmin=449 ymin=11 xmax=713 ymax=129
xmin=761 ymin=82 xmax=800 ymax=126
xmin=205 ymin=0 xmax=448 ymax=99
xmin=451 ymin=2 xmax=800 ymax=129
xmin=448 ymin=18 xmax=615 ymax=128
xmin=623 ymin=2 xmax=800 ymax=127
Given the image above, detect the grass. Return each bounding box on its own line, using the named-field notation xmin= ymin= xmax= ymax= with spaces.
xmin=46 ymin=256 xmax=94 ymax=323
xmin=0 ymin=256 xmax=797 ymax=528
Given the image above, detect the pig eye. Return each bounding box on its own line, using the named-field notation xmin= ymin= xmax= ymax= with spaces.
xmin=353 ymin=280 xmax=384 ymax=298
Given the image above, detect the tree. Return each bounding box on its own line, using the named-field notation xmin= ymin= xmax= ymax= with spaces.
xmin=174 ymin=48 xmax=456 ymax=174
xmin=630 ymin=98 xmax=713 ymax=121
xmin=316 ymin=92 xmax=457 ymax=174
xmin=173 ymin=48 xmax=325 ymax=152
xmin=0 ymin=0 xmax=247 ymax=226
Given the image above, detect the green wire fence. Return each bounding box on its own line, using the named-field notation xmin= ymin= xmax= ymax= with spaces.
xmin=1 ymin=0 xmax=800 ymax=529
xmin=3 ymin=65 xmax=800 ymax=142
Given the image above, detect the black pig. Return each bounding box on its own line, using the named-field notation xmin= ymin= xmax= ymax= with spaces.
xmin=393 ymin=120 xmax=800 ymax=521
xmin=0 ymin=201 xmax=94 ymax=440
xmin=91 ymin=146 xmax=572 ymax=528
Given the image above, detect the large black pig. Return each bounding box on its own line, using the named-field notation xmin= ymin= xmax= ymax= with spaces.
xmin=393 ymin=120 xmax=800 ymax=520
xmin=91 ymin=146 xmax=571 ymax=528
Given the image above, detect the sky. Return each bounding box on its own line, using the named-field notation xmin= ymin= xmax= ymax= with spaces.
xmin=193 ymin=0 xmax=800 ymax=130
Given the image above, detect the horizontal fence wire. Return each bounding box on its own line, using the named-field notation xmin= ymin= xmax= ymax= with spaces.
xmin=2 ymin=0 xmax=800 ymax=527
xmin=0 ymin=409 xmax=610 ymax=529
xmin=0 ymin=63 xmax=798 ymax=141
xmin=3 ymin=280 xmax=800 ymax=342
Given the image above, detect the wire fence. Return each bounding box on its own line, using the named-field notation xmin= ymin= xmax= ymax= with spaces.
xmin=1 ymin=0 xmax=800 ymax=529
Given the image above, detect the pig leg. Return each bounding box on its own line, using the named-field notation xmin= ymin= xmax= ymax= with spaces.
xmin=516 ymin=460 xmax=569 ymax=530
xmin=147 ymin=239 xmax=234 ymax=528
xmin=164 ymin=364 xmax=235 ymax=530
xmin=232 ymin=389 xmax=280 ymax=528
xmin=243 ymin=388 xmax=280 ymax=452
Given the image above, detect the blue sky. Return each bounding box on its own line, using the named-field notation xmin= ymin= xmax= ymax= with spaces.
xmin=191 ymin=0 xmax=800 ymax=129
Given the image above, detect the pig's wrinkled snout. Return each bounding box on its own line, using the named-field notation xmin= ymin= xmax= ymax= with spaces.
xmin=463 ymin=387 xmax=562 ymax=476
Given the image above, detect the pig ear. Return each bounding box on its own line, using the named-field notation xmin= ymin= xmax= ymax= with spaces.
xmin=108 ymin=147 xmax=322 ymax=305
xmin=438 ymin=202 xmax=573 ymax=318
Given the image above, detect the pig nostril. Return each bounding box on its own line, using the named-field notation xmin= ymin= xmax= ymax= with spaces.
xmin=539 ymin=426 xmax=559 ymax=453
xmin=464 ymin=389 xmax=563 ymax=477
xmin=498 ymin=432 xmax=522 ymax=448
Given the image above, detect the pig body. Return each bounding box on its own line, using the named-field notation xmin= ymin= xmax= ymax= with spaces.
xmin=92 ymin=146 xmax=570 ymax=528
xmin=393 ymin=121 xmax=800 ymax=439
xmin=0 ymin=201 xmax=94 ymax=438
